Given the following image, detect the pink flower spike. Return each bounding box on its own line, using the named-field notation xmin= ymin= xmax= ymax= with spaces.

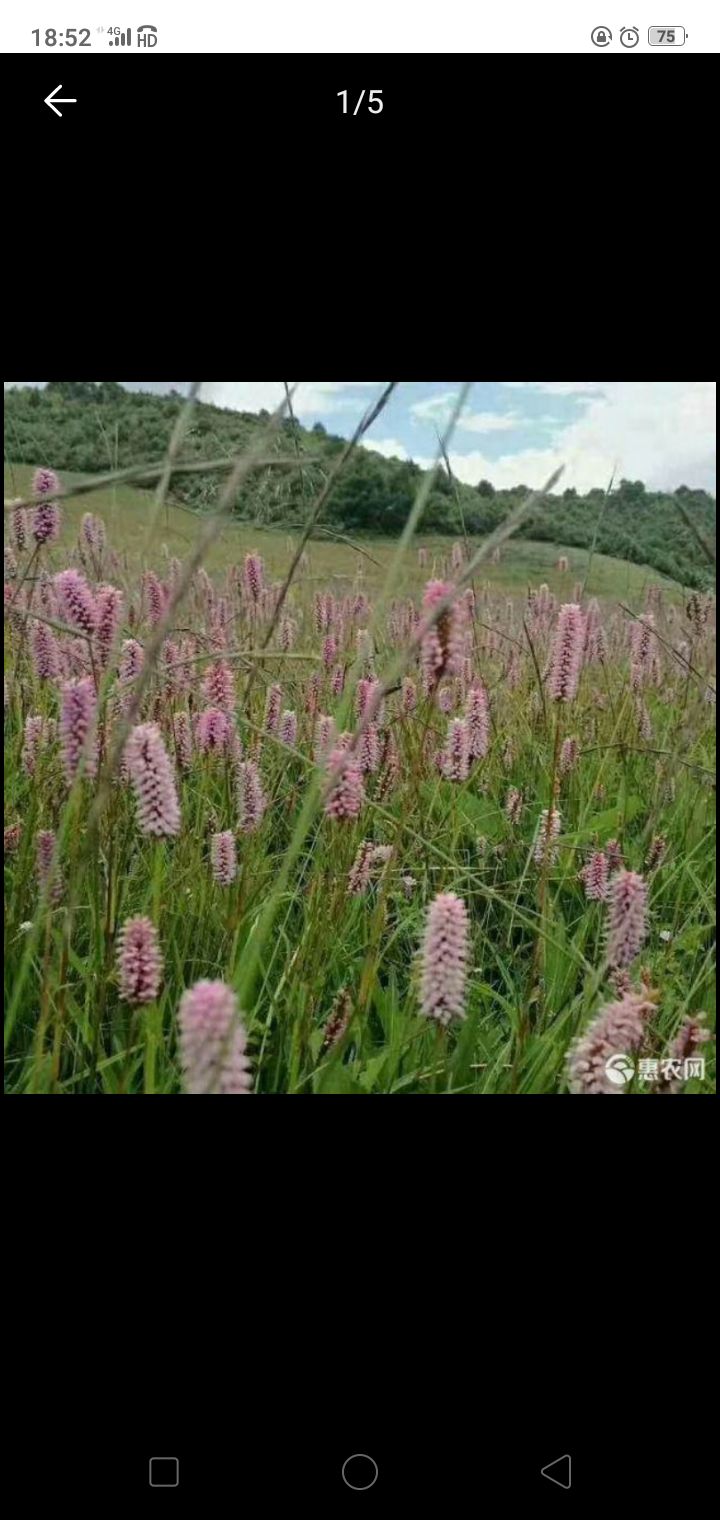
xmin=263 ymin=683 xmax=282 ymax=734
xmin=203 ymin=660 xmax=234 ymax=712
xmin=173 ymin=711 xmax=193 ymax=770
xmin=195 ymin=707 xmax=233 ymax=755
xmin=605 ymin=838 xmax=623 ymax=874
xmin=36 ymin=829 xmax=63 ymax=902
xmin=581 ymin=850 xmax=609 ymax=902
xmin=143 ymin=570 xmax=166 ymax=627
xmin=355 ymin=677 xmax=373 ymax=721
xmin=178 ymin=980 xmax=253 ymax=1094
xmin=279 ymin=709 xmax=298 ymax=747
xmin=60 ymin=676 xmax=98 ymax=783
xmin=5 ymin=823 xmax=22 ymax=853
xmin=646 ymin=835 xmax=667 ymax=871
xmin=630 ymin=613 xmax=655 ymax=689
xmin=359 ymin=721 xmax=381 ymax=775
xmin=117 ymin=915 xmax=163 ymax=1004
xmin=280 ymin=616 xmax=296 ymax=651
xmin=324 ymin=747 xmax=365 ymax=821
xmin=347 ymin=840 xmax=374 ymax=897
xmin=119 ymin=638 xmax=144 ymax=684
xmin=125 ymin=722 xmax=181 ymax=837
xmin=533 ymin=808 xmax=562 ymax=866
xmin=402 ymin=677 xmax=417 ymax=714
xmin=81 ymin=511 xmax=105 ymax=552
xmin=236 ymin=760 xmax=266 ymax=834
xmin=32 ymin=467 xmax=61 ymax=498
xmin=32 ymin=501 xmax=61 ymax=545
xmin=441 ymin=717 xmax=470 ymax=781
xmin=560 ymin=736 xmax=579 ymax=775
xmin=211 ymin=830 xmax=238 ymax=885
xmin=22 ymin=715 xmax=45 ymax=776
xmin=465 ymin=681 xmax=490 ymax=759
xmin=243 ymin=552 xmax=264 ymax=604
xmin=505 ymin=787 xmax=523 ymax=825
xmin=656 ymin=1015 xmax=711 ymax=1092
xmin=419 ymin=579 xmax=463 ymax=691
xmin=607 ymin=870 xmax=648 ymax=969
xmin=54 ymin=568 xmax=97 ymax=636
xmin=420 ymin=891 xmax=470 ymax=1027
xmin=12 ymin=503 xmax=29 ymax=551
xmin=94 ymin=584 xmax=123 ymax=669
xmin=549 ymin=603 xmax=584 ymax=702
xmin=567 ymin=990 xmax=656 ymax=1094
xmin=323 ymin=989 xmax=353 ymax=1050
xmin=314 ymin=714 xmax=336 ymax=764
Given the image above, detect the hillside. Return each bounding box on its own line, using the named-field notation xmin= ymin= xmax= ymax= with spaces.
xmin=3 ymin=462 xmax=680 ymax=614
xmin=4 ymin=381 xmax=716 ymax=588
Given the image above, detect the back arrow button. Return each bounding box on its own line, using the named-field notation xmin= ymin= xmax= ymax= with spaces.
xmin=45 ymin=85 xmax=78 ymax=118
xmin=541 ymin=1454 xmax=572 ymax=1489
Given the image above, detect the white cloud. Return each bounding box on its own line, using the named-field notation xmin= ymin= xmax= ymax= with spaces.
xmin=410 ymin=390 xmax=460 ymax=424
xmin=361 ymin=437 xmax=409 ymax=462
xmin=412 ymin=449 xmax=568 ymax=490
xmin=460 ymin=411 xmax=524 ymax=434
xmin=559 ymin=381 xmax=715 ymax=491
xmin=200 ymin=381 xmax=381 ymax=418
xmin=411 ymin=390 xmax=525 ymax=435
xmin=501 ymin=382 xmax=606 ymax=396
xmin=414 ymin=382 xmax=716 ymax=494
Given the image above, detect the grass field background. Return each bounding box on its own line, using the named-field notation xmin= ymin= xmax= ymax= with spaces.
xmin=4 ymin=456 xmax=715 ymax=1095
xmin=4 ymin=462 xmax=687 ymax=605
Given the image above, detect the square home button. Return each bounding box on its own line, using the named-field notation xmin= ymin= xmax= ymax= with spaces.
xmin=149 ymin=1458 xmax=179 ymax=1488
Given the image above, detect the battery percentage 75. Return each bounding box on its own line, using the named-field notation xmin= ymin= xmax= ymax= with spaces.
xmin=648 ymin=27 xmax=687 ymax=45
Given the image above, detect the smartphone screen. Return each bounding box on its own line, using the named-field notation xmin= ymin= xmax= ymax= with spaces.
xmin=3 ymin=5 xmax=716 ymax=1511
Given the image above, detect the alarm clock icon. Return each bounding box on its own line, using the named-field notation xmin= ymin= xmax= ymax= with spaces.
xmin=620 ymin=26 xmax=640 ymax=45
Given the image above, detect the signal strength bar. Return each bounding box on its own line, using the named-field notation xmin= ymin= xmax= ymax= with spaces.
xmin=111 ymin=28 xmax=132 ymax=45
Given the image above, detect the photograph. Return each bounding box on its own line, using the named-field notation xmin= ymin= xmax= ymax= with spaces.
xmin=3 ymin=379 xmax=716 ymax=1095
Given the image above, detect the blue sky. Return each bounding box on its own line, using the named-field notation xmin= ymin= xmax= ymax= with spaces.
xmin=6 ymin=381 xmax=716 ymax=493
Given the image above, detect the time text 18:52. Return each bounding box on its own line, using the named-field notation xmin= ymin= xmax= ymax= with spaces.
xmin=32 ymin=29 xmax=92 ymax=45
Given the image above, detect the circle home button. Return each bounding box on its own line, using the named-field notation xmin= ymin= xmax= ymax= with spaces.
xmin=342 ymin=1454 xmax=379 ymax=1490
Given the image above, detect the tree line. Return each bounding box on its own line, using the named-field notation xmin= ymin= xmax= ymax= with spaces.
xmin=4 ymin=382 xmax=715 ymax=588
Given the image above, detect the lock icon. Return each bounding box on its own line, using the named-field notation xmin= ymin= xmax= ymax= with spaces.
xmin=591 ymin=25 xmax=612 ymax=45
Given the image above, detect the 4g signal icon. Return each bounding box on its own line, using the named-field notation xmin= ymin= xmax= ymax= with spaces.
xmin=106 ymin=24 xmax=158 ymax=46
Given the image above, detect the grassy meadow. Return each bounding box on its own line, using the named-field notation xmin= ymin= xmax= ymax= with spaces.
xmin=4 ymin=459 xmax=716 ymax=1095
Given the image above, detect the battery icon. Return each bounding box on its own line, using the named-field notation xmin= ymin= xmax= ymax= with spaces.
xmin=648 ymin=26 xmax=686 ymax=44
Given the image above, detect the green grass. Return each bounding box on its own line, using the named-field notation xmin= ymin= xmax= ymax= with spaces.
xmin=4 ymin=462 xmax=715 ymax=1095
xmin=4 ymin=463 xmax=685 ymax=607
xmin=6 ymin=381 xmax=715 ymax=589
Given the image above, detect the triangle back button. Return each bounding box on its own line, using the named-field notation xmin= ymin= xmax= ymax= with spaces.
xmin=541 ymin=1454 xmax=572 ymax=1489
